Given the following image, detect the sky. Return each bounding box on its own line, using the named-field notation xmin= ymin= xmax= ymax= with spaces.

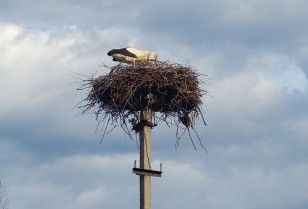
xmin=1 ymin=0 xmax=308 ymax=208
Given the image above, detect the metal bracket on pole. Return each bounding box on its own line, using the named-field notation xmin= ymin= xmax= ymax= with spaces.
xmin=133 ymin=161 xmax=163 ymax=177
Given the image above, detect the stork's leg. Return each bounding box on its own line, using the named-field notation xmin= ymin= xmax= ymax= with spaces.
xmin=154 ymin=59 xmax=158 ymax=66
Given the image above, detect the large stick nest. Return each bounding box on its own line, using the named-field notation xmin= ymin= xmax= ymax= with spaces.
xmin=78 ymin=61 xmax=207 ymax=149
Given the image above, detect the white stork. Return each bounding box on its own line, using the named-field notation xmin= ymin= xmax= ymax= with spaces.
xmin=107 ymin=47 xmax=157 ymax=66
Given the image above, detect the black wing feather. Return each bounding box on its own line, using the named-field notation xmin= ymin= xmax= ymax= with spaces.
xmin=107 ymin=48 xmax=137 ymax=58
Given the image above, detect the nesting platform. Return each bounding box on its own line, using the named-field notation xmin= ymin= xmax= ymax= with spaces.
xmin=81 ymin=61 xmax=206 ymax=126
xmin=79 ymin=61 xmax=207 ymax=148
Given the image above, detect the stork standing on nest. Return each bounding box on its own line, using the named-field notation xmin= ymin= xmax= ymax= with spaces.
xmin=107 ymin=47 xmax=157 ymax=66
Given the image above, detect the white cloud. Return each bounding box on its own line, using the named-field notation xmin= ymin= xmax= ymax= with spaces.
xmin=199 ymin=164 xmax=308 ymax=209
xmin=0 ymin=24 xmax=118 ymax=142
xmin=247 ymin=54 xmax=307 ymax=93
xmin=71 ymin=187 xmax=109 ymax=209
xmin=6 ymin=154 xmax=138 ymax=209
xmin=3 ymin=152 xmax=308 ymax=209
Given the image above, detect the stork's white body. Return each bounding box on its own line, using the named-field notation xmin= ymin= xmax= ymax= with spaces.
xmin=107 ymin=47 xmax=157 ymax=66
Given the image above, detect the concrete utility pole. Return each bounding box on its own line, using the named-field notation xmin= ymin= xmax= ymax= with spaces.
xmin=139 ymin=109 xmax=152 ymax=209
xmin=133 ymin=108 xmax=162 ymax=209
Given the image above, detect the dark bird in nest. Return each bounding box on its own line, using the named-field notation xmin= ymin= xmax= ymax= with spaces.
xmin=107 ymin=47 xmax=157 ymax=66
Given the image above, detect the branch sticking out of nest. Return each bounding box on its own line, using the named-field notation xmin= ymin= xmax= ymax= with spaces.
xmin=78 ymin=61 xmax=207 ymax=150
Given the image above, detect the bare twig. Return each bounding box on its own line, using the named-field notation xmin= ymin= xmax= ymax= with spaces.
xmin=0 ymin=181 xmax=9 ymax=209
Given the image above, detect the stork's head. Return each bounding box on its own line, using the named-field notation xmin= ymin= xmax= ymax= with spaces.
xmin=150 ymin=52 xmax=157 ymax=61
